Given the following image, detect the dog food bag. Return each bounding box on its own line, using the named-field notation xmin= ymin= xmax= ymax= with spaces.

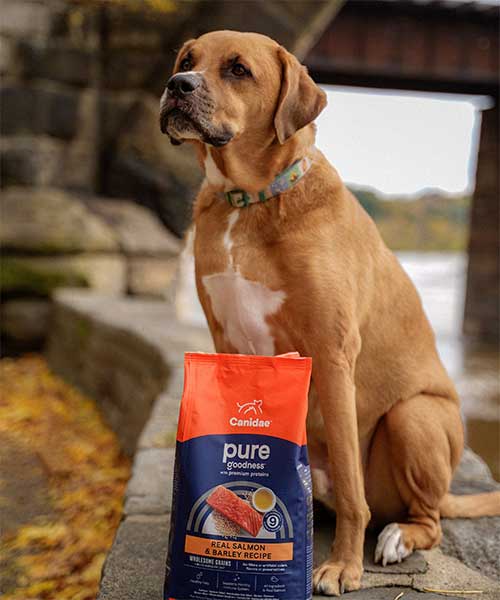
xmin=164 ymin=351 xmax=313 ymax=600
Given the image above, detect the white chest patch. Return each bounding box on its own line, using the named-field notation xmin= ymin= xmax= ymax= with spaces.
xmin=201 ymin=210 xmax=286 ymax=355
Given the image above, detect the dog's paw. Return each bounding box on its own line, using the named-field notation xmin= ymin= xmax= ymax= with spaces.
xmin=313 ymin=559 xmax=362 ymax=596
xmin=374 ymin=523 xmax=412 ymax=566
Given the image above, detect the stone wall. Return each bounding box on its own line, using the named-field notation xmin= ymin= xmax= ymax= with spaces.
xmin=0 ymin=187 xmax=181 ymax=354
xmin=1 ymin=0 xmax=341 ymax=233
xmin=0 ymin=0 xmax=204 ymax=229
xmin=0 ymin=1 xmax=195 ymax=352
xmin=0 ymin=0 xmax=342 ymax=353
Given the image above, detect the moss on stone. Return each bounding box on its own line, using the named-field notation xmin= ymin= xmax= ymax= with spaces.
xmin=0 ymin=258 xmax=88 ymax=296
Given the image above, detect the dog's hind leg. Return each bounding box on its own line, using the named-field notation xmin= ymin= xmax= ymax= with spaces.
xmin=366 ymin=393 xmax=463 ymax=565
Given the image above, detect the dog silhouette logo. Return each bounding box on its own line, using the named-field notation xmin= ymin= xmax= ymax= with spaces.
xmin=237 ymin=399 xmax=263 ymax=416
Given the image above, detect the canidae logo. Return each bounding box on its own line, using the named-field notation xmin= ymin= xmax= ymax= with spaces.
xmin=237 ymin=399 xmax=263 ymax=415
xmin=229 ymin=400 xmax=271 ymax=428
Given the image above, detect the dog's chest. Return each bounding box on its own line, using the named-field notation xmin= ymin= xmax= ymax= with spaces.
xmin=196 ymin=210 xmax=286 ymax=356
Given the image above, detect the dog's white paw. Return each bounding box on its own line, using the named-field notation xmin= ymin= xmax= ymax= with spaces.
xmin=374 ymin=523 xmax=412 ymax=566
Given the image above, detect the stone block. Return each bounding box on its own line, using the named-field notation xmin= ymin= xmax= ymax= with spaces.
xmin=47 ymin=292 xmax=172 ymax=455
xmin=128 ymin=257 xmax=177 ymax=297
xmin=0 ymin=85 xmax=80 ymax=139
xmin=440 ymin=448 xmax=500 ymax=579
xmin=60 ymin=88 xmax=98 ymax=191
xmin=104 ymin=3 xmax=197 ymax=51
xmin=19 ymin=41 xmax=95 ymax=87
xmin=1 ymin=255 xmax=126 ymax=296
xmin=102 ymin=49 xmax=169 ymax=90
xmin=0 ymin=187 xmax=118 ymax=253
xmin=0 ymin=299 xmax=51 ymax=342
xmin=451 ymin=447 xmax=500 ymax=495
xmin=0 ymin=36 xmax=18 ymax=76
xmin=0 ymin=1 xmax=54 ymax=38
xmin=97 ymin=515 xmax=169 ymax=600
xmin=115 ymin=95 xmax=203 ymax=191
xmin=124 ymin=448 xmax=175 ymax=515
xmin=0 ymin=137 xmax=65 ymax=187
xmin=138 ymin=393 xmax=179 ymax=450
xmin=105 ymin=95 xmax=202 ymax=237
xmin=106 ymin=155 xmax=193 ymax=237
xmin=86 ymin=198 xmax=181 ymax=256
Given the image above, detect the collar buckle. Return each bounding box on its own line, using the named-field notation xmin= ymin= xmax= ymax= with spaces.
xmin=224 ymin=156 xmax=311 ymax=208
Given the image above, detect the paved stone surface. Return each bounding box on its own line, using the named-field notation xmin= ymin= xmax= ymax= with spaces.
xmin=97 ymin=515 xmax=170 ymax=600
xmin=323 ymin=589 xmax=460 ymax=600
xmin=46 ymin=291 xmax=500 ymax=599
xmin=442 ymin=448 xmax=500 ymax=579
xmin=441 ymin=517 xmax=500 ymax=581
xmin=413 ymin=547 xmax=500 ymax=599
xmin=363 ymin=536 xmax=427 ymax=575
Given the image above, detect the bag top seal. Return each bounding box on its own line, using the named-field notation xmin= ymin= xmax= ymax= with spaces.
xmin=178 ymin=352 xmax=312 ymax=446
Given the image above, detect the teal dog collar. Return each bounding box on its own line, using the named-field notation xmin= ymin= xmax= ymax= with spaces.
xmin=224 ymin=157 xmax=312 ymax=208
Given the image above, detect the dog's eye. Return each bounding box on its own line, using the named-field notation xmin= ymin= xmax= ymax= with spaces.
xmin=231 ymin=63 xmax=248 ymax=77
xmin=179 ymin=58 xmax=192 ymax=71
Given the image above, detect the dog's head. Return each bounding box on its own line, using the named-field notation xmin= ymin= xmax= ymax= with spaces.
xmin=159 ymin=30 xmax=326 ymax=147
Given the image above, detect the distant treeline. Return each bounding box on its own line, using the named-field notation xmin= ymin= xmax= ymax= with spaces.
xmin=349 ymin=186 xmax=471 ymax=252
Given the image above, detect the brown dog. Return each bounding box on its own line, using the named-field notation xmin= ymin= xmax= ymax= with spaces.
xmin=160 ymin=30 xmax=500 ymax=595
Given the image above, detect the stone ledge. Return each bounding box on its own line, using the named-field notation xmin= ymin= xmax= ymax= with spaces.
xmin=124 ymin=448 xmax=175 ymax=516
xmin=45 ymin=290 xmax=500 ymax=600
xmin=97 ymin=515 xmax=171 ymax=600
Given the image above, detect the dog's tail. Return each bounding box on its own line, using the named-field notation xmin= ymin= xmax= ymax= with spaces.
xmin=440 ymin=491 xmax=500 ymax=518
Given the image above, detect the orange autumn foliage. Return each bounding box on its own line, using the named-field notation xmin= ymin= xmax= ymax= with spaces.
xmin=0 ymin=356 xmax=131 ymax=600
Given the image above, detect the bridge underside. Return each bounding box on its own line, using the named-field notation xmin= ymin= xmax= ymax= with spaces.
xmin=306 ymin=0 xmax=499 ymax=341
xmin=306 ymin=0 xmax=498 ymax=96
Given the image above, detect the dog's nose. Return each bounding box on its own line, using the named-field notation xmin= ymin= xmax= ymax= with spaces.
xmin=167 ymin=73 xmax=200 ymax=96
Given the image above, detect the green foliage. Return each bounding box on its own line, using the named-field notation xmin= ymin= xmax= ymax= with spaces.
xmin=350 ymin=187 xmax=471 ymax=251
xmin=0 ymin=259 xmax=88 ymax=296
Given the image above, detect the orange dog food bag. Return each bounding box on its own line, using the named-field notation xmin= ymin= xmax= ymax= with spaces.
xmin=164 ymin=352 xmax=313 ymax=600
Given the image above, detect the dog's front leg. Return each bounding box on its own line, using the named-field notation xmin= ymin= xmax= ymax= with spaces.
xmin=312 ymin=340 xmax=370 ymax=596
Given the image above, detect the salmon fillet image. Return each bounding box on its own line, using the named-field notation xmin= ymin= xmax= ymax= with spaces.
xmin=207 ymin=486 xmax=263 ymax=537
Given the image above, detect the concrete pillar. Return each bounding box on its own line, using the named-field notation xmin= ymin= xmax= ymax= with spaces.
xmin=464 ymin=104 xmax=499 ymax=341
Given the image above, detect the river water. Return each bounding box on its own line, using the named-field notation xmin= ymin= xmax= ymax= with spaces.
xmin=398 ymin=252 xmax=499 ymax=481
xmin=177 ymin=251 xmax=499 ymax=480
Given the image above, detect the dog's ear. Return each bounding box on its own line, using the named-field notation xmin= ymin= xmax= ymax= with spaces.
xmin=274 ymin=47 xmax=327 ymax=144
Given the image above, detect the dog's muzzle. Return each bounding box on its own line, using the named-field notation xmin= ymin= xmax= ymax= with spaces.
xmin=159 ymin=72 xmax=233 ymax=147
xmin=159 ymin=72 xmax=205 ymax=136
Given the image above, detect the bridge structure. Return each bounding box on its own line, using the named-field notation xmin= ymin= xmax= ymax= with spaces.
xmin=305 ymin=0 xmax=499 ymax=341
